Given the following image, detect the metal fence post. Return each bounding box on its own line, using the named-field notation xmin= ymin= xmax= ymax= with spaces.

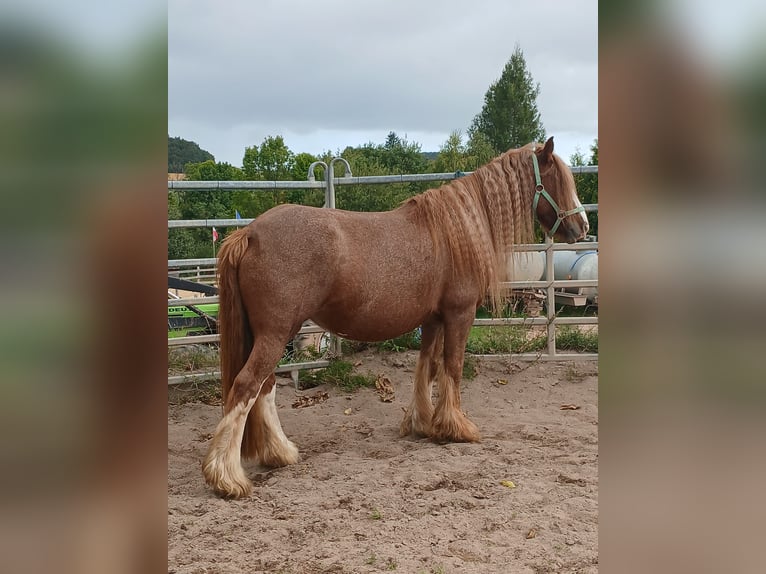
xmin=306 ymin=158 xmax=352 ymax=357
xmin=545 ymin=235 xmax=557 ymax=359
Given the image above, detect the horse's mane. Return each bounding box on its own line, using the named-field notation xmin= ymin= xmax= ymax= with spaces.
xmin=405 ymin=142 xmax=553 ymax=312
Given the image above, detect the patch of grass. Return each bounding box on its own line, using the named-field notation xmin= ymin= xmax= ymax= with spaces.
xmin=386 ymin=557 xmax=398 ymax=570
xmin=168 ymin=344 xmax=220 ymax=373
xmin=377 ymin=329 xmax=421 ymax=352
xmin=299 ymin=359 xmax=376 ymax=392
xmin=369 ymin=508 xmax=382 ymax=520
xmin=466 ymin=326 xmax=547 ymax=354
xmin=462 ymin=355 xmax=478 ymax=380
xmin=556 ymin=326 xmax=598 ymax=353
xmin=365 ymin=553 xmax=377 ymax=565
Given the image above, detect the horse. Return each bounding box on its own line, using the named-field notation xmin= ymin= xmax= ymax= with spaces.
xmin=202 ymin=137 xmax=589 ymax=498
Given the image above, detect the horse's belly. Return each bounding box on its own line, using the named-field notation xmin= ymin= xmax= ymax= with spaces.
xmin=312 ymin=296 xmax=430 ymax=342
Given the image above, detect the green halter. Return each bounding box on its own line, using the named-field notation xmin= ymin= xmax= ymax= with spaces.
xmin=531 ymin=150 xmax=585 ymax=237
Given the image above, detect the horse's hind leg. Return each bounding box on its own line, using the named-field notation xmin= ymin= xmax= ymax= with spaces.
xmin=431 ymin=309 xmax=480 ymax=443
xmin=202 ymin=340 xmax=285 ymax=498
xmin=250 ymin=374 xmax=299 ymax=468
xmin=400 ymin=318 xmax=443 ymax=438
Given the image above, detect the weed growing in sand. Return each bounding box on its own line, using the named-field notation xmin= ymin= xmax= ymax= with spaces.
xmin=377 ymin=329 xmax=421 ymax=352
xmin=462 ymin=354 xmax=478 ymax=380
xmin=299 ymin=359 xmax=376 ymax=392
xmin=386 ymin=557 xmax=398 ymax=570
xmin=168 ymin=344 xmax=220 ymax=373
xmin=466 ymin=326 xmax=547 ymax=354
xmin=556 ymin=326 xmax=598 ymax=352
xmin=365 ymin=553 xmax=377 ymax=565
xmin=369 ymin=508 xmax=382 ymax=520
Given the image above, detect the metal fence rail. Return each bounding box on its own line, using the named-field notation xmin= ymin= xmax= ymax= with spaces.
xmin=168 ymin=163 xmax=598 ymax=384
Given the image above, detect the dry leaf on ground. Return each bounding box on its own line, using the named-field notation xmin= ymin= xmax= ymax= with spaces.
xmin=375 ymin=376 xmax=395 ymax=402
xmin=291 ymin=391 xmax=329 ymax=409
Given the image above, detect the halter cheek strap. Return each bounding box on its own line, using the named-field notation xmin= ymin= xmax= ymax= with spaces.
xmin=531 ymin=151 xmax=585 ymax=236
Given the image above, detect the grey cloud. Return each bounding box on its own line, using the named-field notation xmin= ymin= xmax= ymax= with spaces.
xmin=169 ymin=0 xmax=596 ymax=160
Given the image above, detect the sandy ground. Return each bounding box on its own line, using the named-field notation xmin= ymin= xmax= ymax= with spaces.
xmin=168 ymin=351 xmax=598 ymax=573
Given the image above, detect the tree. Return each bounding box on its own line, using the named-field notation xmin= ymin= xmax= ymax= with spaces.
xmin=184 ymin=160 xmax=243 ymax=181
xmin=242 ymin=135 xmax=294 ymax=180
xmin=465 ymin=126 xmax=496 ymax=169
xmin=569 ymin=139 xmax=599 ymax=238
xmin=470 ymin=45 xmax=546 ymax=154
xmin=242 ymin=135 xmax=297 ymax=206
xmin=168 ymin=135 xmax=214 ymax=173
xmin=381 ymin=131 xmax=427 ymax=174
xmin=169 ymin=160 xmax=241 ymax=258
xmin=433 ymin=130 xmax=469 ymax=173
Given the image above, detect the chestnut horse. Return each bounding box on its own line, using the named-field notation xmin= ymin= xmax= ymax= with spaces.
xmin=203 ymin=137 xmax=589 ymax=498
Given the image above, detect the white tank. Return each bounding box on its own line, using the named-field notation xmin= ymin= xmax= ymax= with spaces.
xmin=508 ymin=251 xmax=545 ymax=281
xmin=543 ymin=250 xmax=598 ymax=302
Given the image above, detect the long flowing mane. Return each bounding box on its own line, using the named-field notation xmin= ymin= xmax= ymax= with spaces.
xmin=405 ymin=142 xmax=546 ymax=311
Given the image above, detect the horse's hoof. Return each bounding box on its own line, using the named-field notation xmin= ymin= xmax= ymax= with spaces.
xmin=430 ymin=412 xmax=481 ymax=443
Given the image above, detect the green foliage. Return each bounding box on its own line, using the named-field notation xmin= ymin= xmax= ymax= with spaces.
xmin=377 ymin=329 xmax=421 ymax=352
xmin=470 ymin=45 xmax=546 ymax=154
xmin=570 ymin=139 xmax=599 ymax=237
xmin=555 ymin=327 xmax=598 ymax=353
xmin=298 ymin=359 xmax=377 ymax=392
xmin=462 ymin=355 xmax=478 ymax=380
xmin=242 ymin=135 xmax=294 ymax=180
xmin=168 ymin=135 xmax=214 ymax=173
xmin=466 ymin=126 xmax=496 ymax=168
xmin=184 ymin=159 xmax=243 ymax=181
xmin=433 ymin=130 xmax=469 ymax=173
xmin=335 ymin=133 xmax=430 ymax=212
xmin=466 ymin=326 xmax=548 ymax=354
xmin=167 ymin=160 xmax=242 ymax=259
xmin=466 ymin=325 xmax=598 ymax=354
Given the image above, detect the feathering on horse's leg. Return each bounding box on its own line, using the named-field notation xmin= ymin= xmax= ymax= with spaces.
xmin=203 ymin=342 xmax=284 ymax=498
xmin=202 ymin=394 xmax=257 ymax=498
xmin=251 ymin=375 xmax=300 ymax=468
xmin=430 ymin=312 xmax=480 ymax=443
xmin=400 ymin=354 xmax=434 ymax=438
xmin=400 ymin=320 xmax=442 ymax=438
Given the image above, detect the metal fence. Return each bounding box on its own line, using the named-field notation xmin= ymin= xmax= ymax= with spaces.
xmin=168 ymin=163 xmax=598 ymax=384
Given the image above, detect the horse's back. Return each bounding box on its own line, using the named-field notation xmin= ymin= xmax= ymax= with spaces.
xmin=237 ymin=203 xmax=443 ymax=340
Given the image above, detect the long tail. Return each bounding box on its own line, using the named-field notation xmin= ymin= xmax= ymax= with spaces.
xmin=216 ymin=227 xmax=257 ymax=457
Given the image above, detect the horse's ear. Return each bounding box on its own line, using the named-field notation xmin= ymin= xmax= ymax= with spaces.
xmin=535 ymin=136 xmax=555 ymax=164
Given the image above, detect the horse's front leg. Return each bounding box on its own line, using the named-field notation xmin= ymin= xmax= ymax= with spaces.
xmin=400 ymin=318 xmax=443 ymax=438
xmin=431 ymin=308 xmax=480 ymax=443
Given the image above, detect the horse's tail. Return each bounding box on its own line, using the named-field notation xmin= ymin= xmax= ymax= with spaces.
xmin=216 ymin=227 xmax=255 ymax=456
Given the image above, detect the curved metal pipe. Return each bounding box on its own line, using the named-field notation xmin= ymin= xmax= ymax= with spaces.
xmin=307 ymin=160 xmax=328 ymax=181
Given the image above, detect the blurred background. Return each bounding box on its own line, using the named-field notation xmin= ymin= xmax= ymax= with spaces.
xmin=0 ymin=0 xmax=764 ymax=572
xmin=600 ymin=1 xmax=766 ymax=573
xmin=0 ymin=1 xmax=166 ymax=573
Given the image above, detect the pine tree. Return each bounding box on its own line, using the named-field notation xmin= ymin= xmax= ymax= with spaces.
xmin=471 ymin=45 xmax=546 ymax=154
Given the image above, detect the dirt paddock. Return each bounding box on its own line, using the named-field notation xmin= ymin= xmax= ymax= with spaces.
xmin=168 ymin=351 xmax=598 ymax=573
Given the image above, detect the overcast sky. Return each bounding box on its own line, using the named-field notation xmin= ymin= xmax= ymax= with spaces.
xmin=168 ymin=0 xmax=597 ymax=168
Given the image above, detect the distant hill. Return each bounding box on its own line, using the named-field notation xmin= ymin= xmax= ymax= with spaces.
xmin=168 ymin=135 xmax=214 ymax=173
xmin=420 ymin=151 xmax=439 ymax=161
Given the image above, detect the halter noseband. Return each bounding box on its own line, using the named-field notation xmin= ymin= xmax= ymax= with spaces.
xmin=531 ymin=150 xmax=585 ymax=236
